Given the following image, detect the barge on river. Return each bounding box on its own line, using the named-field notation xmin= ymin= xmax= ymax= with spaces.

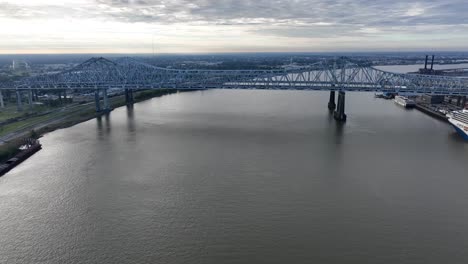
xmin=394 ymin=96 xmax=416 ymax=108
xmin=0 ymin=139 xmax=42 ymax=177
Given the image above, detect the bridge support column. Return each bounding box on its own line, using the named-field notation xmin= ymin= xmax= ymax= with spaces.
xmin=125 ymin=89 xmax=134 ymax=104
xmin=0 ymin=90 xmax=4 ymax=109
xmin=328 ymin=91 xmax=336 ymax=110
xmin=28 ymin=89 xmax=33 ymax=109
xmin=58 ymin=90 xmax=63 ymax=105
xmin=94 ymin=90 xmax=101 ymax=112
xmin=334 ymin=91 xmax=347 ymax=122
xmin=103 ymin=89 xmax=110 ymax=111
xmin=16 ymin=89 xmax=23 ymax=112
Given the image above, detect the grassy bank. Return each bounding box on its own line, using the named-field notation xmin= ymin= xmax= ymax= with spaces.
xmin=31 ymin=89 xmax=183 ymax=136
xmin=0 ymin=103 xmax=71 ymax=123
xmin=0 ymin=89 xmax=183 ymax=163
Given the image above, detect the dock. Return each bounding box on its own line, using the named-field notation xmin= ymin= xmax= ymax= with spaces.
xmin=414 ymin=103 xmax=449 ymax=122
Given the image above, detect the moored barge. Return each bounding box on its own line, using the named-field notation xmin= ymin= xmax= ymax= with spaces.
xmin=0 ymin=139 xmax=42 ymax=177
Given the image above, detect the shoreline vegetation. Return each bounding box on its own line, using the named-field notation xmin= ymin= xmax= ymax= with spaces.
xmin=0 ymin=89 xmax=187 ymax=164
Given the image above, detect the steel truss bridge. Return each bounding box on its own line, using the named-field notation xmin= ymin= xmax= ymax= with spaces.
xmin=3 ymin=56 xmax=468 ymax=94
xmin=1 ymin=56 xmax=467 ymax=121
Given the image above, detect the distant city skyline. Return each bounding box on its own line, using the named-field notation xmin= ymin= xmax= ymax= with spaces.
xmin=1 ymin=0 xmax=468 ymax=54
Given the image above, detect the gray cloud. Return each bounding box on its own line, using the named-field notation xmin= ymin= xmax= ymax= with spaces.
xmin=92 ymin=0 xmax=468 ymax=25
xmin=0 ymin=2 xmax=38 ymax=18
xmin=1 ymin=0 xmax=468 ymax=39
xmin=89 ymin=0 xmax=468 ymax=39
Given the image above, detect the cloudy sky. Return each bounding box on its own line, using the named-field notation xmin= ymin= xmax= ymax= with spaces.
xmin=0 ymin=0 xmax=467 ymax=54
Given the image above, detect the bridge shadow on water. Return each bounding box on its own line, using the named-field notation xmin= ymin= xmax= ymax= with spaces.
xmin=96 ymin=112 xmax=112 ymax=140
xmin=327 ymin=109 xmax=345 ymax=146
xmin=95 ymin=105 xmax=137 ymax=142
xmin=126 ymin=105 xmax=135 ymax=130
xmin=126 ymin=104 xmax=137 ymax=143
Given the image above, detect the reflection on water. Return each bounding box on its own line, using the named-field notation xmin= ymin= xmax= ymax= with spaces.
xmin=96 ymin=113 xmax=112 ymax=139
xmin=126 ymin=105 xmax=135 ymax=130
xmin=1 ymin=90 xmax=468 ymax=264
xmin=126 ymin=105 xmax=137 ymax=143
xmin=333 ymin=121 xmax=345 ymax=145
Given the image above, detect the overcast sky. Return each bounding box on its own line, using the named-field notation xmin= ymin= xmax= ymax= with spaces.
xmin=1 ymin=0 xmax=467 ymax=54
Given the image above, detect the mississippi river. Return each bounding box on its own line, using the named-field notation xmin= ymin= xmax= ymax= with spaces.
xmin=1 ymin=88 xmax=468 ymax=263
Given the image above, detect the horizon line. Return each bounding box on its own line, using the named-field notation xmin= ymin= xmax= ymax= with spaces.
xmin=2 ymin=50 xmax=468 ymax=56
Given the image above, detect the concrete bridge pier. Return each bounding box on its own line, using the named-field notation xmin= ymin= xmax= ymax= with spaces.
xmin=28 ymin=89 xmax=34 ymax=109
xmin=94 ymin=89 xmax=101 ymax=112
xmin=129 ymin=89 xmax=134 ymax=103
xmin=102 ymin=89 xmax=110 ymax=111
xmin=328 ymin=91 xmax=336 ymax=110
xmin=334 ymin=91 xmax=347 ymax=122
xmin=16 ymin=89 xmax=23 ymax=112
xmin=58 ymin=90 xmax=63 ymax=105
xmin=0 ymin=90 xmax=4 ymax=109
xmin=125 ymin=89 xmax=134 ymax=104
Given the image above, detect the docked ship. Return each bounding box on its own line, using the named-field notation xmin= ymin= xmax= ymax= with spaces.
xmin=447 ymin=110 xmax=468 ymax=140
xmin=394 ymin=95 xmax=416 ymax=108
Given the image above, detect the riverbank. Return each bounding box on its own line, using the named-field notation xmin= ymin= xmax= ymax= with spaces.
xmin=31 ymin=89 xmax=183 ymax=137
xmin=414 ymin=103 xmax=450 ymax=122
xmin=0 ymin=89 xmax=185 ymax=163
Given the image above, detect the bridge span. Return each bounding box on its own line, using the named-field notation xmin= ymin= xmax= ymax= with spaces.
xmin=1 ymin=57 xmax=467 ymax=121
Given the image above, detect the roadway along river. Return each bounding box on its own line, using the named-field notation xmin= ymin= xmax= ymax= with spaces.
xmin=1 ymin=90 xmax=468 ymax=264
